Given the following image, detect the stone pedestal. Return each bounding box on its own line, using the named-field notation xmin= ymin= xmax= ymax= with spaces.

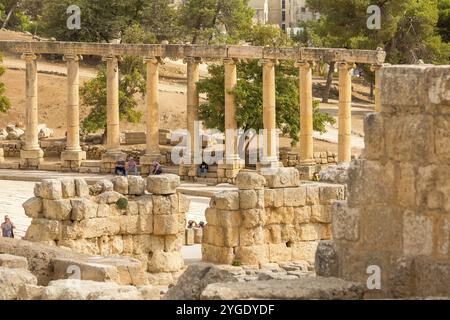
xmin=296 ymin=163 xmax=317 ymax=181
xmin=101 ymin=151 xmax=126 ymax=174
xmin=140 ymin=154 xmax=162 ymax=176
xmin=217 ymin=158 xmax=245 ymax=184
xmin=20 ymin=53 xmax=43 ymax=169
xmin=0 ymin=148 xmax=4 ymax=164
xmin=61 ymin=150 xmax=87 ymax=172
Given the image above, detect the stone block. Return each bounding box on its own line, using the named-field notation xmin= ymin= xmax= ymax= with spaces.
xmin=0 ymin=254 xmax=28 ymax=269
xmin=331 ymin=201 xmax=359 ymax=241
xmin=261 ymin=167 xmax=300 ymax=188
xmin=152 ymin=194 xmax=178 ymax=215
xmin=239 ymin=190 xmax=258 ymax=209
xmin=217 ymin=210 xmax=242 ymax=228
xmin=403 ymin=211 xmax=433 ymax=257
xmin=241 ymin=209 xmax=264 ymax=228
xmin=284 ymin=186 xmax=306 ymax=207
xmin=23 ymin=197 xmax=43 ymax=218
xmin=79 ymin=217 xmax=121 ymax=239
xmin=235 ymin=172 xmax=266 ymax=190
xmin=291 ymin=241 xmax=319 ymax=263
xmin=319 ymin=184 xmax=345 ymax=205
xmin=61 ymin=179 xmax=76 ymax=198
xmin=119 ymin=215 xmax=140 ymax=235
xmin=239 ymin=226 xmax=264 ymax=246
xmin=202 ymin=244 xmax=234 ymax=265
xmin=71 ymin=198 xmax=98 ymax=221
xmin=153 ymin=214 xmax=180 ymax=235
xmin=315 ymin=240 xmax=339 ymax=277
xmin=178 ymin=193 xmax=190 ymax=213
xmin=128 ymin=176 xmax=145 ymax=195
xmin=138 ymin=214 xmax=153 ymax=234
xmin=39 ymin=179 xmax=62 ymax=200
xmin=43 ymin=199 xmax=72 ymax=221
xmin=210 ymin=191 xmax=239 ymax=210
xmin=310 ymin=205 xmax=332 ymax=223
xmin=126 ymin=201 xmax=139 ymax=216
xmin=298 ymin=224 xmax=322 ymax=241
xmin=74 ymin=178 xmax=89 ymax=197
xmin=194 ymin=228 xmax=203 ymax=244
xmin=364 ymin=113 xmax=385 ymax=160
xmin=24 ymin=218 xmax=61 ymax=241
xmin=137 ymin=195 xmax=153 ymax=216
xmin=235 ymin=245 xmax=268 ymax=265
xmin=294 ymin=206 xmax=311 ymax=225
xmin=112 ymin=176 xmax=129 ymax=195
xmin=265 ymin=224 xmax=282 ymax=244
xmin=397 ymin=162 xmax=416 ymax=208
xmin=305 ymin=184 xmax=320 ymax=205
xmin=435 ymin=115 xmax=450 ymax=162
xmin=98 ymin=191 xmax=124 ymax=204
xmin=205 ymin=208 xmax=219 ymax=226
xmin=148 ymin=251 xmax=184 ymax=273
xmin=146 ymin=174 xmax=180 ymax=195
xmin=268 ymin=243 xmax=291 ymax=262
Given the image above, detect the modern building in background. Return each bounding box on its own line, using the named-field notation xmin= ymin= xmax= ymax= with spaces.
xmin=249 ymin=0 xmax=320 ymax=34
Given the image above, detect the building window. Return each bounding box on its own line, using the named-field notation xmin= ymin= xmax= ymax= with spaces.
xmin=282 ymin=0 xmax=286 ymax=9
xmin=281 ymin=24 xmax=286 ymax=31
xmin=301 ymin=7 xmax=306 ymax=13
xmin=282 ymin=11 xmax=286 ymax=21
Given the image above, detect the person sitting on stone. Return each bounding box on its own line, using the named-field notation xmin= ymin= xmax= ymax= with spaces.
xmin=198 ymin=161 xmax=209 ymax=178
xmin=127 ymin=157 xmax=138 ymax=176
xmin=115 ymin=157 xmax=127 ymax=176
xmin=1 ymin=215 xmax=15 ymax=238
xmin=151 ymin=160 xmax=162 ymax=175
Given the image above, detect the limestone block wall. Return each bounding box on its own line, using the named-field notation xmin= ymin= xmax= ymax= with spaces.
xmin=280 ymin=150 xmax=339 ymax=167
xmin=328 ymin=65 xmax=450 ymax=298
xmin=202 ymin=169 xmax=345 ymax=265
xmin=22 ymin=175 xmax=188 ymax=276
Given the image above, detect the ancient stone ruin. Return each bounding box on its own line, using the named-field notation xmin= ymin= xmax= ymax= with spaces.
xmin=202 ymin=169 xmax=345 ymax=265
xmin=22 ymin=175 xmax=188 ymax=283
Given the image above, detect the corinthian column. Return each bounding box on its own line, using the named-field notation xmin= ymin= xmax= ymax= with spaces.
xmin=338 ymin=61 xmax=355 ymax=163
xmin=297 ymin=60 xmax=314 ymax=164
xmin=61 ymin=54 xmax=86 ymax=169
xmin=101 ymin=55 xmax=125 ymax=173
xmin=259 ymin=58 xmax=279 ymax=167
xmin=223 ymin=58 xmax=239 ymax=163
xmin=186 ymin=57 xmax=201 ymax=165
xmin=20 ymin=52 xmax=43 ymax=168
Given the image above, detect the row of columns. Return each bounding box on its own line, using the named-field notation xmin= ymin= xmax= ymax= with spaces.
xmin=18 ymin=51 xmax=383 ymax=172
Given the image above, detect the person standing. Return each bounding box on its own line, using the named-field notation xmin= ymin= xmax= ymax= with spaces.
xmin=1 ymin=215 xmax=15 ymax=238
xmin=127 ymin=157 xmax=138 ymax=176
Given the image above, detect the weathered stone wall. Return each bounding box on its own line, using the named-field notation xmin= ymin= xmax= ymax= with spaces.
xmin=280 ymin=150 xmax=339 ymax=167
xmin=202 ymin=169 xmax=345 ymax=266
xmin=326 ymin=65 xmax=450 ymax=298
xmin=22 ymin=175 xmax=188 ymax=277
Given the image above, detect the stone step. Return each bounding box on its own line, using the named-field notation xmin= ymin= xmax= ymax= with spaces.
xmin=81 ymin=160 xmax=102 ymax=168
xmin=79 ymin=166 xmax=101 ymax=174
xmin=194 ymin=177 xmax=218 ymax=186
xmin=38 ymin=163 xmax=61 ymax=171
xmin=0 ymin=162 xmax=20 ymax=169
xmin=162 ymin=166 xmax=180 ymax=175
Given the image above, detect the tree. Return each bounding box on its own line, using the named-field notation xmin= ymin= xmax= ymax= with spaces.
xmin=178 ymin=0 xmax=254 ymax=44
xmin=141 ymin=0 xmax=180 ymax=43
xmin=196 ymin=25 xmax=335 ymax=162
xmin=437 ymin=0 xmax=450 ymax=42
xmin=80 ymin=24 xmax=152 ymax=136
xmin=303 ymin=0 xmax=449 ymax=100
xmin=0 ymin=54 xmax=11 ymax=113
xmin=40 ymin=0 xmax=145 ymax=42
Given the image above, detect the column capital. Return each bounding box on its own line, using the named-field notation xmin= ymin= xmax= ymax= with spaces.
xmin=223 ymin=57 xmax=239 ymax=66
xmin=21 ymin=52 xmax=38 ymax=62
xmin=295 ymin=60 xmax=315 ymax=69
xmin=102 ymin=55 xmax=122 ymax=63
xmin=144 ymin=56 xmax=164 ymax=65
xmin=183 ymin=56 xmax=202 ymax=64
xmin=258 ymin=58 xmax=279 ymax=67
xmin=64 ymin=54 xmax=83 ymax=62
xmin=338 ymin=61 xmax=356 ymax=70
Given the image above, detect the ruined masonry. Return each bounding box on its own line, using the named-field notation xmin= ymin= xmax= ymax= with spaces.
xmin=202 ymin=168 xmax=345 ymax=265
xmin=23 ymin=174 xmax=188 ymax=278
xmin=319 ymin=65 xmax=450 ymax=298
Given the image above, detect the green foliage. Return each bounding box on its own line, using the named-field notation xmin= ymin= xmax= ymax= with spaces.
xmin=116 ymin=197 xmax=128 ymax=209
xmin=437 ymin=0 xmax=450 ymax=42
xmin=232 ymin=260 xmax=242 ymax=267
xmin=0 ymin=54 xmax=11 ymax=113
xmin=142 ymin=0 xmax=180 ymax=43
xmin=304 ymin=0 xmax=448 ymax=64
xmin=178 ymin=0 xmax=254 ymax=44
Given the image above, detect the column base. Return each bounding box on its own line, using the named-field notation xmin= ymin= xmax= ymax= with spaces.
xmin=140 ymin=154 xmax=163 ymax=176
xmin=61 ymin=150 xmax=87 ymax=172
xmin=20 ymin=149 xmax=44 ymax=169
xmin=296 ymin=163 xmax=319 ymax=181
xmin=217 ymin=158 xmax=245 ymax=184
xmin=101 ymin=151 xmax=126 ymax=174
